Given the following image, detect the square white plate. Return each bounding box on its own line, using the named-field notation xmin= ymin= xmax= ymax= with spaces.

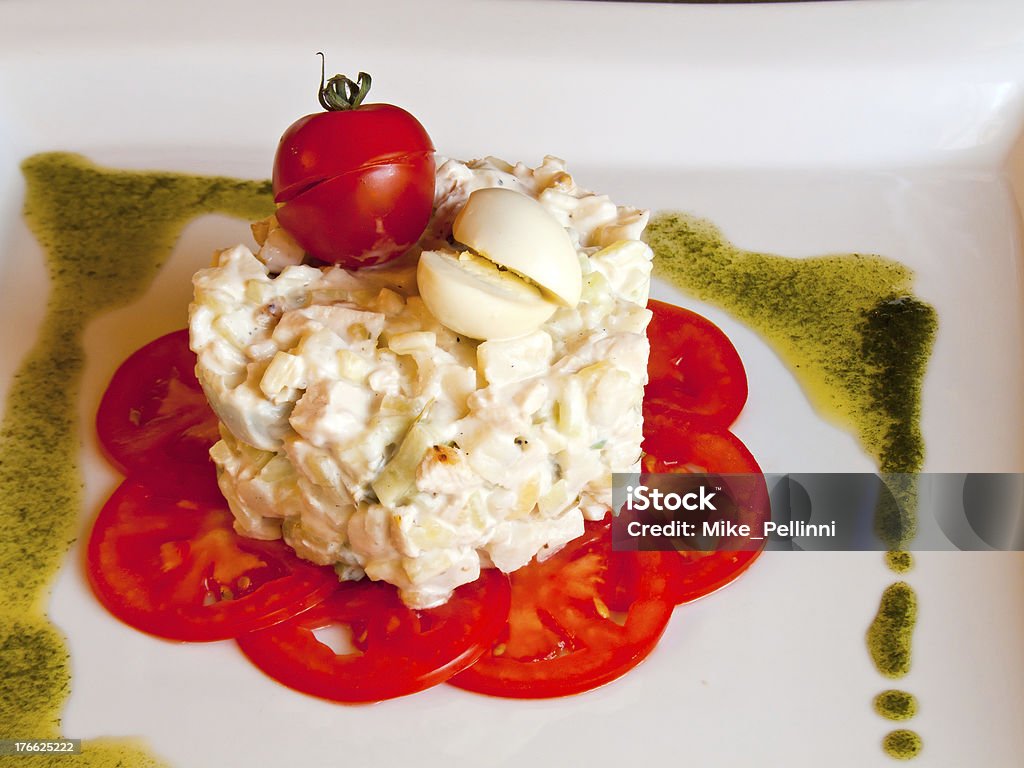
xmin=1 ymin=1 xmax=1023 ymax=766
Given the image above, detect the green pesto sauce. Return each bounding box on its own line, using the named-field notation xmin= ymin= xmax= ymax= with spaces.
xmin=885 ymin=551 xmax=915 ymax=574
xmin=644 ymin=213 xmax=937 ymax=475
xmin=0 ymin=152 xmax=272 ymax=766
xmin=875 ymin=474 xmax=919 ymax=552
xmin=873 ymin=689 xmax=918 ymax=721
xmin=883 ymin=729 xmax=923 ymax=760
xmin=867 ymin=582 xmax=918 ymax=678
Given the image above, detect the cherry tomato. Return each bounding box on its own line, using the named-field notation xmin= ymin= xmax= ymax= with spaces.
xmin=95 ymin=329 xmax=221 ymax=502
xmin=237 ymin=570 xmax=511 ymax=703
xmin=86 ymin=480 xmax=338 ymax=642
xmin=641 ymin=399 xmax=768 ymax=604
xmin=275 ymin=153 xmax=434 ymax=269
xmin=272 ymin=63 xmax=435 ymax=268
xmin=646 ymin=299 xmax=748 ymax=426
xmin=448 ymin=520 xmax=674 ymax=699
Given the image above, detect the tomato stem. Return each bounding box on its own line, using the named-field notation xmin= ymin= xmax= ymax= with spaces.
xmin=316 ymin=52 xmax=371 ymax=111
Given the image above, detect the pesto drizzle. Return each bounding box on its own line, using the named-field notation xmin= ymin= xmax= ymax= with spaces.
xmin=644 ymin=213 xmax=936 ymax=475
xmin=645 ymin=212 xmax=931 ymax=759
xmin=0 ymin=152 xmax=272 ymax=765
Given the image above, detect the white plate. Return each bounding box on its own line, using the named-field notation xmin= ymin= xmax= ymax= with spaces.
xmin=2 ymin=1 xmax=1023 ymax=766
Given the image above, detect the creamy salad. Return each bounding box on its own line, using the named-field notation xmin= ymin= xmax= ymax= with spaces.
xmin=190 ymin=156 xmax=653 ymax=608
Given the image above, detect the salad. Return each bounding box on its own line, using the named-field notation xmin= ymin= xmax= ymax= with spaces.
xmin=85 ymin=64 xmax=764 ymax=703
xmin=191 ymin=155 xmax=654 ymax=610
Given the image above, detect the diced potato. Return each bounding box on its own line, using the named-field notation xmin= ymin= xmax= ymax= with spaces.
xmin=245 ymin=278 xmax=276 ymax=305
xmin=214 ymin=310 xmax=259 ymax=349
xmin=337 ymin=349 xmax=370 ymax=383
xmin=556 ymin=377 xmax=586 ymax=437
xmin=478 ymin=330 xmax=552 ymax=386
xmin=260 ymin=351 xmax=305 ymax=398
xmin=389 ymin=331 xmax=437 ymax=355
xmin=372 ymin=407 xmax=439 ymax=507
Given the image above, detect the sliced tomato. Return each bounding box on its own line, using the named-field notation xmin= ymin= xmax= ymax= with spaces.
xmin=237 ymin=570 xmax=511 ymax=703
xmin=642 ymin=399 xmax=762 ymax=476
xmin=642 ymin=398 xmax=768 ymax=605
xmin=86 ymin=480 xmax=337 ymax=642
xmin=96 ymin=329 xmax=221 ymax=501
xmin=448 ymin=520 xmax=674 ymax=699
xmin=646 ymin=299 xmax=748 ymax=427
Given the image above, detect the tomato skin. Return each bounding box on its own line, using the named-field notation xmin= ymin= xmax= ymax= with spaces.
xmin=641 ymin=399 xmax=768 ymax=604
xmin=275 ymin=152 xmax=435 ymax=269
xmin=86 ymin=480 xmax=338 ymax=642
xmin=237 ymin=570 xmax=511 ymax=703
xmin=95 ymin=329 xmax=221 ymax=502
xmin=272 ymin=104 xmax=434 ymax=203
xmin=646 ymin=299 xmax=748 ymax=427
xmin=448 ymin=520 xmax=675 ymax=699
xmin=272 ymin=102 xmax=436 ymax=267
xmin=658 ymin=547 xmax=763 ymax=606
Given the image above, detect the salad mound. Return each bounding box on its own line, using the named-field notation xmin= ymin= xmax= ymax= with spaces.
xmin=190 ymin=156 xmax=654 ymax=608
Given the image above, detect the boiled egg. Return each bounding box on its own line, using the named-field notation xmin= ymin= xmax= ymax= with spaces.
xmin=417 ymin=188 xmax=582 ymax=340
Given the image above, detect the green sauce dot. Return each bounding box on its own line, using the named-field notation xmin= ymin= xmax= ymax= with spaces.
xmin=885 ymin=551 xmax=914 ymax=574
xmin=867 ymin=582 xmax=918 ymax=678
xmin=874 ymin=689 xmax=918 ymax=721
xmin=883 ymin=729 xmax=923 ymax=760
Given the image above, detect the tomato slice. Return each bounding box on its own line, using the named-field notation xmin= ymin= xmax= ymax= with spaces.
xmin=96 ymin=329 xmax=221 ymax=501
xmin=642 ymin=398 xmax=763 ymax=475
xmin=646 ymin=299 xmax=748 ymax=427
xmin=448 ymin=520 xmax=674 ymax=699
xmin=237 ymin=570 xmax=511 ymax=703
xmin=86 ymin=480 xmax=338 ymax=642
xmin=641 ymin=398 xmax=768 ymax=604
